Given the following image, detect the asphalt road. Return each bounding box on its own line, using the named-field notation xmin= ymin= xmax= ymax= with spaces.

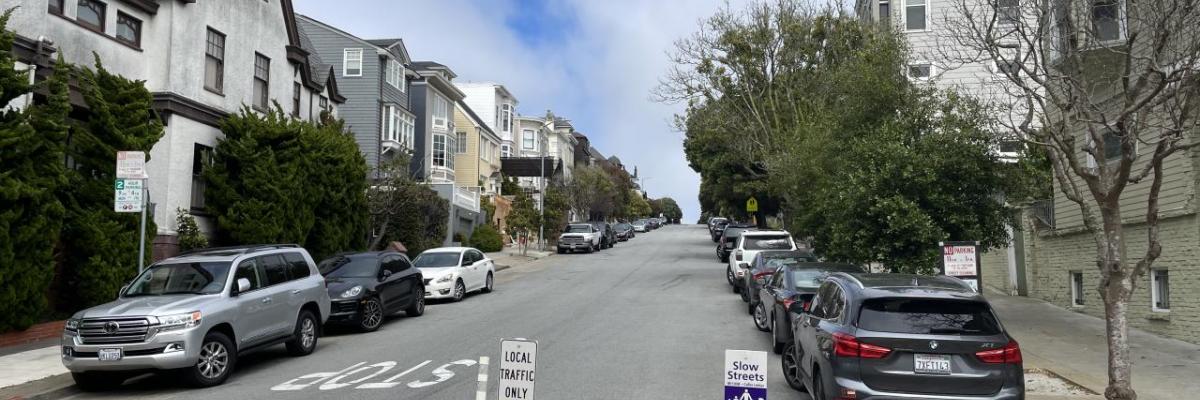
xmin=61 ymin=224 xmax=807 ymax=400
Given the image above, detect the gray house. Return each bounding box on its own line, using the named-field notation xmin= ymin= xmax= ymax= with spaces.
xmin=296 ymin=15 xmax=415 ymax=173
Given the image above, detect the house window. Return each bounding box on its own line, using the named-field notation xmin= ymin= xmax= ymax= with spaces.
xmin=292 ymin=83 xmax=301 ymax=117
xmin=116 ymin=12 xmax=141 ymax=47
xmin=502 ymin=144 xmax=512 ymax=158
xmin=432 ymin=94 xmax=450 ymax=130
xmin=204 ymin=28 xmax=225 ymax=93
xmin=48 ymin=0 xmax=64 ymax=15
xmin=879 ymin=1 xmax=890 ymax=26
xmin=904 ymin=0 xmax=926 ymax=30
xmin=191 ymin=144 xmax=213 ymax=210
xmin=908 ymin=63 xmax=932 ymax=80
xmin=1100 ymin=126 xmax=1130 ymax=162
xmin=433 ymin=134 xmax=449 ymax=168
xmin=400 ymin=113 xmax=415 ymax=148
xmin=76 ymin=0 xmax=106 ymax=31
xmin=1151 ymin=269 xmax=1169 ymax=311
xmin=385 ymin=60 xmax=404 ymax=90
xmin=1070 ymin=271 xmax=1084 ymax=306
xmin=252 ymin=53 xmax=270 ymax=111
xmin=343 ymin=48 xmax=363 ymax=77
xmin=481 ymin=140 xmax=492 ymax=162
xmin=502 ymin=104 xmax=513 ymax=132
xmin=996 ymin=0 xmax=1019 ymax=25
xmin=456 ymin=132 xmax=468 ymax=154
xmin=382 ymin=105 xmax=401 ymax=143
xmin=1092 ymin=0 xmax=1122 ymax=42
xmin=319 ymin=95 xmax=329 ymax=111
xmin=522 ymin=129 xmax=535 ymax=150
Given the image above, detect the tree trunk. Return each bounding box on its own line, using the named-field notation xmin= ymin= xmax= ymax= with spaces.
xmin=1102 ymin=274 xmax=1136 ymax=400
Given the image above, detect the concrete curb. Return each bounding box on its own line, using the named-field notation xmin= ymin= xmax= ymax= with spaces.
xmin=0 ymin=373 xmax=76 ymax=400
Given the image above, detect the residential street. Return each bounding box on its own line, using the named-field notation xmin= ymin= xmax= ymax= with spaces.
xmin=52 ymin=225 xmax=799 ymax=400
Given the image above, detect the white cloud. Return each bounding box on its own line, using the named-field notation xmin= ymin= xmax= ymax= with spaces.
xmin=293 ymin=0 xmax=732 ymax=221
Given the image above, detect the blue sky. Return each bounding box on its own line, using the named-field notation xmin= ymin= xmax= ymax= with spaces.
xmin=292 ymin=0 xmax=737 ymax=222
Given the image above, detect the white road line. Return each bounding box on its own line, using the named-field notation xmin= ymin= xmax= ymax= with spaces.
xmin=476 ymin=356 xmax=490 ymax=400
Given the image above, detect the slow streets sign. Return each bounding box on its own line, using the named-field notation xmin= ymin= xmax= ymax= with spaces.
xmin=724 ymin=349 xmax=767 ymax=400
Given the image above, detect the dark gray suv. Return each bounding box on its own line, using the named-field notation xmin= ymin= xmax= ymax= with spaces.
xmin=786 ymin=273 xmax=1023 ymax=399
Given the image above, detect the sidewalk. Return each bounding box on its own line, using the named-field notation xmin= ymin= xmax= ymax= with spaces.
xmin=486 ymin=246 xmax=553 ymax=271
xmin=989 ymin=293 xmax=1200 ymax=400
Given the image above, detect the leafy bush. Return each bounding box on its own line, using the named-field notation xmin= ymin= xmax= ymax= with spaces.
xmin=453 ymin=233 xmax=467 ymax=244
xmin=176 ymin=208 xmax=207 ymax=252
xmin=468 ymin=224 xmax=503 ymax=252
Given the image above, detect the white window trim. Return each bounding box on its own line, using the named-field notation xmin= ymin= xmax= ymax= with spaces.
xmin=400 ymin=112 xmax=415 ymax=150
xmin=386 ymin=59 xmax=404 ymax=90
xmin=1070 ymin=271 xmax=1085 ymax=307
xmin=1091 ymin=0 xmax=1127 ymax=45
xmin=522 ymin=130 xmax=536 ymax=150
xmin=1150 ymin=269 xmax=1169 ymax=312
xmin=902 ymin=0 xmax=929 ymax=32
xmin=343 ymin=48 xmax=363 ymax=77
xmin=432 ymin=94 xmax=450 ymax=131
xmin=907 ymin=62 xmax=934 ymax=81
xmin=1086 ymin=124 xmax=1134 ymax=168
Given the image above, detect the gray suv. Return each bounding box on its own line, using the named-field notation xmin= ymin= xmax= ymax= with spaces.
xmin=786 ymin=273 xmax=1023 ymax=399
xmin=61 ymin=245 xmax=331 ymax=390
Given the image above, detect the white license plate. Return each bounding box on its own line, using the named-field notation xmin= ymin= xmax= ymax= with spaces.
xmin=98 ymin=348 xmax=123 ymax=361
xmin=913 ymin=354 xmax=951 ymax=375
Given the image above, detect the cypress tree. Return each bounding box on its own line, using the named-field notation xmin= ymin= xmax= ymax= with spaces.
xmin=300 ymin=116 xmax=368 ymax=260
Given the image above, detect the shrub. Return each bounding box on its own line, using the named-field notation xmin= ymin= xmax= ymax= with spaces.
xmin=176 ymin=208 xmax=208 ymax=252
xmin=469 ymin=224 xmax=503 ymax=252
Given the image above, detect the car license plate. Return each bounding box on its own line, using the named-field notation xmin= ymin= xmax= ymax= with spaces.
xmin=98 ymin=348 xmax=123 ymax=362
xmin=913 ymin=354 xmax=951 ymax=375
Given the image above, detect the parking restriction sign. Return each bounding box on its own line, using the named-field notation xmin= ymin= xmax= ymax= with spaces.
xmin=114 ymin=179 xmax=144 ymax=212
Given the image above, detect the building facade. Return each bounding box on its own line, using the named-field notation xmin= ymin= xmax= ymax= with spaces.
xmin=8 ymin=0 xmax=344 ymax=258
xmin=452 ymin=101 xmax=502 ymax=195
xmin=457 ymin=82 xmax=518 ymax=159
xmin=409 ymin=61 xmax=481 ymax=245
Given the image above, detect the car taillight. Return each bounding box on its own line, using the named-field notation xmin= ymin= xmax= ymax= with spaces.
xmin=976 ymin=340 xmax=1022 ymax=364
xmin=832 ymin=332 xmax=891 ymax=359
xmin=735 ymin=250 xmax=743 ymax=261
xmin=782 ymin=298 xmax=796 ymax=309
xmin=752 ymin=271 xmax=773 ymax=281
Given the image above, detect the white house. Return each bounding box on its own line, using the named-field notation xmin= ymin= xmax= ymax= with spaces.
xmin=457 ymin=82 xmax=519 ymax=159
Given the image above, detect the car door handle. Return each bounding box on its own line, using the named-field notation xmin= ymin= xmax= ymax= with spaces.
xmin=261 ymin=297 xmax=272 ymax=304
xmin=290 ymin=289 xmax=301 ymax=295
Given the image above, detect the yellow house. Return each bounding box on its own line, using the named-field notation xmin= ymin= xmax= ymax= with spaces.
xmin=453 ymin=101 xmax=503 ymax=196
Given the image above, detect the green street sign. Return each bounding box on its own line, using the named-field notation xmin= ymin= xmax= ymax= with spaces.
xmin=746 ymin=197 xmax=759 ymax=212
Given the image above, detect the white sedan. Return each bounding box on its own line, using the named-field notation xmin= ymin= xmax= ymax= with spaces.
xmin=413 ymin=247 xmax=496 ymax=302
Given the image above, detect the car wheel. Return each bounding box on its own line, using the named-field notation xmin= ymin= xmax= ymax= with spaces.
xmin=812 ymin=367 xmax=826 ymax=400
xmin=358 ymin=297 xmax=384 ymax=333
xmin=285 ymin=310 xmax=319 ymax=356
xmin=783 ymin=343 xmax=807 ymax=392
xmin=406 ymin=286 xmax=425 ymax=316
xmin=771 ymin=315 xmax=784 ymax=354
xmin=726 ymin=267 xmax=735 ymax=285
xmin=182 ymin=331 xmax=236 ymax=387
xmin=452 ymin=280 xmax=466 ymax=302
xmin=747 ymin=299 xmax=755 ymax=315
xmin=72 ymin=371 xmax=125 ymax=391
xmin=482 ymin=273 xmax=494 ymax=293
xmin=739 ymin=285 xmax=750 ymax=302
xmin=753 ymin=303 xmax=770 ymax=332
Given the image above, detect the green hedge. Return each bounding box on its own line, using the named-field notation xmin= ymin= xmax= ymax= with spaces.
xmin=469 ymin=224 xmax=504 ymax=252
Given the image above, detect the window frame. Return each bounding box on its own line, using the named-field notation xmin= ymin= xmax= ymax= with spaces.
xmin=343 ymin=48 xmax=363 ymax=77
xmin=291 ymin=82 xmax=301 ymax=117
xmin=431 ymin=94 xmax=450 ymax=131
xmin=204 ymin=28 xmax=226 ymax=94
xmin=522 ymin=129 xmax=536 ymax=150
xmin=1150 ymin=269 xmax=1169 ymax=312
xmin=76 ymin=0 xmax=107 ymax=32
xmin=432 ymin=133 xmax=449 ymax=168
xmin=1091 ymin=0 xmax=1125 ymax=43
xmin=879 ymin=0 xmax=891 ymax=26
xmin=501 ymin=104 xmax=513 ymax=133
xmin=903 ymin=0 xmax=928 ymax=31
xmin=252 ymin=53 xmax=271 ymax=111
xmin=1070 ymin=271 xmax=1085 ymax=306
xmin=456 ymin=131 xmax=468 ymax=154
xmin=907 ymin=63 xmax=934 ymax=80
xmin=48 ymin=0 xmax=65 ymax=15
xmin=501 ymin=144 xmax=513 ymax=158
xmin=115 ymin=11 xmax=142 ymax=48
xmin=191 ymin=144 xmax=213 ymax=211
xmin=995 ymin=0 xmax=1019 ymax=25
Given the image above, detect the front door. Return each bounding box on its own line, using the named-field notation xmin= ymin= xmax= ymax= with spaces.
xmin=232 ymin=258 xmax=280 ymax=346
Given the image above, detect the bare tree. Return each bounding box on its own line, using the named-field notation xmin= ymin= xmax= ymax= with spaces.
xmin=940 ymin=0 xmax=1200 ymax=398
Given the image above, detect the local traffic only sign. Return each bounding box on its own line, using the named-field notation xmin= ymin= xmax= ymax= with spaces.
xmin=498 ymin=339 xmax=536 ymax=400
xmin=725 ymin=349 xmax=767 ymax=400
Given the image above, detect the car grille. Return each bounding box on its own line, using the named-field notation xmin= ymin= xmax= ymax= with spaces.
xmin=71 ymin=346 xmax=165 ymax=358
xmin=560 ymin=236 xmax=583 ymax=244
xmin=79 ymin=318 xmax=150 ymax=344
xmin=333 ymin=301 xmax=358 ymax=313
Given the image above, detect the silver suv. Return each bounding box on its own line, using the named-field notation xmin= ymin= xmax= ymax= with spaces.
xmin=61 ymin=245 xmax=331 ymax=390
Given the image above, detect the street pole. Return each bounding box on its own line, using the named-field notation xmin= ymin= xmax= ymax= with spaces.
xmin=137 ymin=182 xmax=147 ymax=273
xmin=539 ymin=135 xmax=545 ymax=251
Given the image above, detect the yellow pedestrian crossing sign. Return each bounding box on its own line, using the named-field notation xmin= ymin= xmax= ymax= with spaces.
xmin=746 ymin=197 xmax=758 ymax=213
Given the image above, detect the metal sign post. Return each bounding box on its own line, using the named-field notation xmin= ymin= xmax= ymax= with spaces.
xmin=939 ymin=241 xmax=982 ymax=292
xmin=116 ymin=151 xmax=149 ymax=273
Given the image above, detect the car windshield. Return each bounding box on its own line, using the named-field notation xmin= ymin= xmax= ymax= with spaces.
xmin=743 ymin=235 xmax=792 ymax=250
xmin=566 ymin=225 xmax=592 ymax=233
xmin=857 ymin=298 xmax=1003 ymax=335
xmin=123 ymin=262 xmax=230 ymax=297
xmin=762 ymin=255 xmax=819 ymax=271
xmin=414 ymin=252 xmax=462 ymax=268
xmin=319 ymin=256 xmax=378 ymax=278
xmin=787 ymin=265 xmax=863 ymax=290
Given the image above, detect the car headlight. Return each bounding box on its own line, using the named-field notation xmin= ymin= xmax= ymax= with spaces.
xmin=436 ymin=274 xmax=454 ymax=283
xmin=340 ymin=286 xmax=363 ymax=299
xmin=156 ymin=311 xmax=202 ymax=332
xmin=64 ymin=318 xmax=81 ymax=332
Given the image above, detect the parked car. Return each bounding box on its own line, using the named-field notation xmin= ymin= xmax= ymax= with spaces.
xmin=716 ymin=224 xmax=755 ymax=264
xmin=614 ymin=223 xmax=635 ymax=241
xmin=727 ymin=230 xmax=795 ymax=291
xmin=711 ymin=219 xmax=731 ymax=242
xmin=632 ymin=220 xmax=648 ymax=232
xmin=754 ymin=262 xmax=865 ymax=356
xmin=557 ymin=223 xmax=603 ymax=253
xmin=785 ymin=273 xmax=1023 ymax=398
xmin=589 ymin=221 xmax=618 ymax=249
xmin=708 ymin=217 xmax=728 ymax=236
xmin=742 ymin=250 xmax=819 ymax=307
xmin=413 ymin=247 xmax=496 ymax=302
xmin=61 ymin=245 xmax=330 ymax=390
xmin=320 ymin=251 xmax=425 ymax=332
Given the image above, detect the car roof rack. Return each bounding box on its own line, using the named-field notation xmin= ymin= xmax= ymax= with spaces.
xmin=180 ymin=244 xmax=301 ymax=256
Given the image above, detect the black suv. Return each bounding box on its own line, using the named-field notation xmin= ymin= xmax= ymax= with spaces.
xmin=785 ymin=273 xmax=1023 ymax=399
xmin=588 ymin=221 xmax=617 ymax=249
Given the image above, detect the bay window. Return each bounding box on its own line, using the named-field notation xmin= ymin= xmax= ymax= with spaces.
xmin=433 ymin=134 xmax=455 ymax=169
xmin=432 ymin=94 xmax=450 ymax=130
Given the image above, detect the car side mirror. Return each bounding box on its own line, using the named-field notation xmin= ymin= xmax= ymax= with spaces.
xmin=380 ymin=269 xmax=393 ymax=280
xmin=789 ymin=301 xmax=807 ymax=314
xmin=235 ymin=278 xmax=251 ymax=295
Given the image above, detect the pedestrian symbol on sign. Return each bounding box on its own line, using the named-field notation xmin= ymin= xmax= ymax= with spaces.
xmin=729 ymin=389 xmax=765 ymax=400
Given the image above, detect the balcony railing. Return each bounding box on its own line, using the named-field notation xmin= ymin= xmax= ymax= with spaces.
xmin=454 ymin=186 xmax=480 ymax=213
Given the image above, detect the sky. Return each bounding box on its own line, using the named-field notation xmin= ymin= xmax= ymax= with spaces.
xmin=292 ymin=0 xmax=737 ymax=223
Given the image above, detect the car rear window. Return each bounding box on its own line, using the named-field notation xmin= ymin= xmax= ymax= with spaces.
xmin=743 ymin=235 xmax=792 ymax=250
xmin=857 ymin=298 xmax=1002 ymax=335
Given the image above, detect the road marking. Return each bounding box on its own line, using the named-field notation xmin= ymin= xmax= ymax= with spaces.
xmin=477 ymin=356 xmax=490 ymax=400
xmin=319 ymin=361 xmax=397 ymax=390
xmin=407 ymin=359 xmax=478 ymax=388
xmin=356 ymin=360 xmax=431 ymax=389
xmin=271 ymin=362 xmax=366 ymax=391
